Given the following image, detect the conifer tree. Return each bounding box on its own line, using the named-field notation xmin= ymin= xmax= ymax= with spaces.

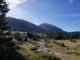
xmin=0 ymin=0 xmax=20 ymax=60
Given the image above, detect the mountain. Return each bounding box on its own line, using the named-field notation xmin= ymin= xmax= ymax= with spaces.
xmin=39 ymin=23 xmax=63 ymax=32
xmin=6 ymin=17 xmax=64 ymax=32
xmin=6 ymin=17 xmax=44 ymax=32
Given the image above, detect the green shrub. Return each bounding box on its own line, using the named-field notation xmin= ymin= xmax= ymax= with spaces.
xmin=36 ymin=53 xmax=61 ymax=60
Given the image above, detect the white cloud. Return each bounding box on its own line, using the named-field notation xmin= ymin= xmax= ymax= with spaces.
xmin=69 ymin=0 xmax=74 ymax=4
xmin=6 ymin=0 xmax=26 ymax=8
xmin=68 ymin=14 xmax=80 ymax=17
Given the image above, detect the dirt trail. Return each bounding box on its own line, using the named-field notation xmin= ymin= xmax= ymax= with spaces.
xmin=36 ymin=40 xmax=48 ymax=52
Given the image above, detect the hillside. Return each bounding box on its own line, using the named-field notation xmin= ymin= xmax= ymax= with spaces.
xmin=7 ymin=17 xmax=44 ymax=32
xmin=6 ymin=17 xmax=64 ymax=32
xmin=39 ymin=23 xmax=63 ymax=32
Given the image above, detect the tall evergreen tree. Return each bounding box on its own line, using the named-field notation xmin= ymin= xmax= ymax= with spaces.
xmin=0 ymin=0 xmax=24 ymax=60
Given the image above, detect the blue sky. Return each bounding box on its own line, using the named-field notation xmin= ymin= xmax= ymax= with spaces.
xmin=6 ymin=0 xmax=80 ymax=32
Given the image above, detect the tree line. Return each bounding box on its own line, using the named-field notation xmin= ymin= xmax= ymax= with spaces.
xmin=46 ymin=32 xmax=80 ymax=40
xmin=13 ymin=31 xmax=80 ymax=41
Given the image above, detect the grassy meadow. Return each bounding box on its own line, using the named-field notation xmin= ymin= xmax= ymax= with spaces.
xmin=45 ymin=40 xmax=80 ymax=60
xmin=10 ymin=31 xmax=80 ymax=60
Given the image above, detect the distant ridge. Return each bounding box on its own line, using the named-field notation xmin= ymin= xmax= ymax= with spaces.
xmin=39 ymin=23 xmax=63 ymax=32
xmin=6 ymin=17 xmax=44 ymax=32
xmin=6 ymin=17 xmax=64 ymax=32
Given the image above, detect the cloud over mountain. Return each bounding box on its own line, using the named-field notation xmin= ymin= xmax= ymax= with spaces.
xmin=6 ymin=0 xmax=26 ymax=8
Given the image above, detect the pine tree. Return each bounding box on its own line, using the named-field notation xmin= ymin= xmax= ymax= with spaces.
xmin=0 ymin=0 xmax=22 ymax=60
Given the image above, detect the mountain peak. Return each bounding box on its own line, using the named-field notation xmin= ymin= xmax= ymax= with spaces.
xmin=39 ymin=23 xmax=63 ymax=32
xmin=7 ymin=17 xmax=44 ymax=32
xmin=6 ymin=17 xmax=64 ymax=32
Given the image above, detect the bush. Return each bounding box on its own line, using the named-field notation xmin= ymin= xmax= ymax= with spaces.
xmin=36 ymin=53 xmax=61 ymax=60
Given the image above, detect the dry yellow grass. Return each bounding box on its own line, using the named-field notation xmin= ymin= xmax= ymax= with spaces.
xmin=46 ymin=40 xmax=80 ymax=60
xmin=61 ymin=54 xmax=80 ymax=60
xmin=18 ymin=42 xmax=37 ymax=60
xmin=16 ymin=39 xmax=80 ymax=60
